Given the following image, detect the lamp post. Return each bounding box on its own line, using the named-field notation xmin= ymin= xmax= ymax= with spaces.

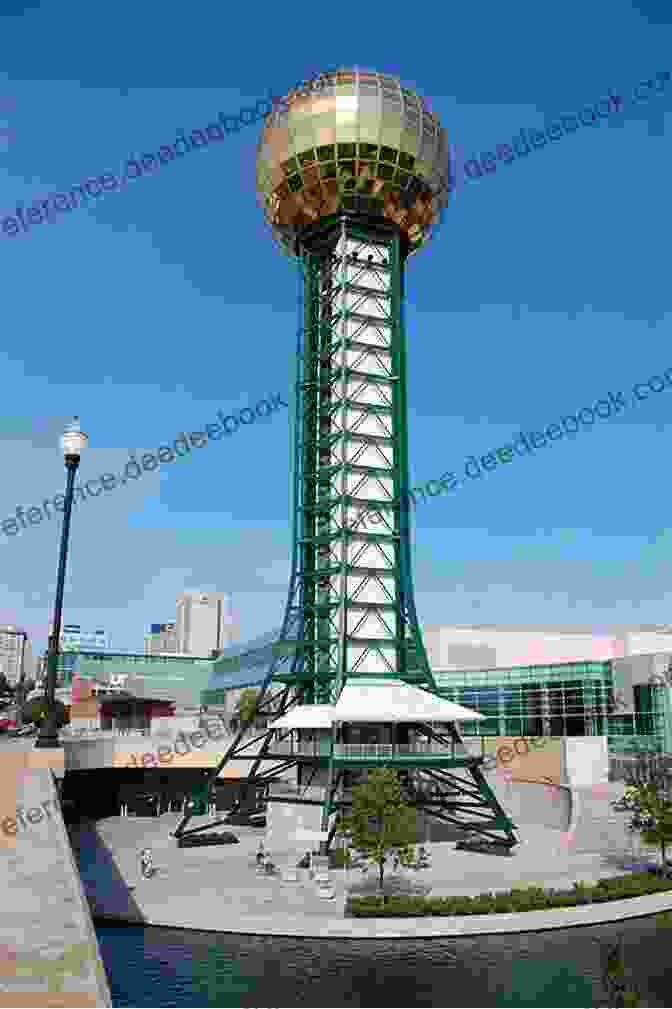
xmin=35 ymin=417 xmax=88 ymax=749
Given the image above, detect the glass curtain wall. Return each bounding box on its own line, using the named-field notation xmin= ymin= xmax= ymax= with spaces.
xmin=435 ymin=659 xmax=666 ymax=750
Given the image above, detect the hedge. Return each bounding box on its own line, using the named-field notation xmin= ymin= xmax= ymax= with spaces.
xmin=330 ymin=848 xmax=352 ymax=869
xmin=346 ymin=873 xmax=672 ymax=917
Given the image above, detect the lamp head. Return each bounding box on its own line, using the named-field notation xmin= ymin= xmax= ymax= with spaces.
xmin=60 ymin=416 xmax=88 ymax=460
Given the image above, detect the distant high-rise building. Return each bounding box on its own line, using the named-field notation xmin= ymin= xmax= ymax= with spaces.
xmin=41 ymin=625 xmax=111 ymax=686
xmin=175 ymin=592 xmax=235 ymax=656
xmin=56 ymin=624 xmax=110 ymax=652
xmin=144 ymin=622 xmax=178 ymax=655
xmin=0 ymin=625 xmax=33 ymax=685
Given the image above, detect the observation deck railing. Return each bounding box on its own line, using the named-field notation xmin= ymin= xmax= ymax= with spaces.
xmin=268 ymin=737 xmax=480 ymax=761
xmin=60 ymin=727 xmax=152 ymax=739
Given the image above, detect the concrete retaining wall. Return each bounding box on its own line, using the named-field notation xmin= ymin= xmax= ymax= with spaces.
xmin=0 ymin=750 xmax=111 ymax=1006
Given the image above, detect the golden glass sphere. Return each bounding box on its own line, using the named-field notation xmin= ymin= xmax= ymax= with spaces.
xmin=256 ymin=68 xmax=450 ymax=258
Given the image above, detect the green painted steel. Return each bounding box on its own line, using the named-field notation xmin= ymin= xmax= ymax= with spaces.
xmin=184 ymin=212 xmax=517 ymax=852
xmin=277 ymin=220 xmax=441 ymax=705
xmin=171 ymin=73 xmax=508 ymax=845
xmin=188 ymin=779 xmax=210 ymax=816
xmin=284 ymin=754 xmax=484 ymax=768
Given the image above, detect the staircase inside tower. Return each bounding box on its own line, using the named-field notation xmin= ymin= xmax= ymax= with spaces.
xmin=173 ymin=217 xmax=517 ymax=854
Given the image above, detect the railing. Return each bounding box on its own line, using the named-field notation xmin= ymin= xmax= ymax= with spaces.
xmin=334 ymin=742 xmax=470 ymax=760
xmin=269 ymin=738 xmax=332 ymax=757
xmin=61 ymin=727 xmax=152 ymax=739
xmin=268 ymin=737 xmax=473 ymax=760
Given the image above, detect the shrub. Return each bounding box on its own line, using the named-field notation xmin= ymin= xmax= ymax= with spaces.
xmin=508 ymin=887 xmax=544 ymax=911
xmin=571 ymin=882 xmax=592 ymax=906
xmin=21 ymin=698 xmax=68 ymax=728
xmin=493 ymin=893 xmax=516 ymax=913
xmin=547 ymin=891 xmax=576 ymax=908
xmin=346 ymin=872 xmax=672 ymax=917
xmin=330 ymin=848 xmax=352 ymax=869
xmin=382 ymin=896 xmax=423 ymax=917
xmin=450 ymin=896 xmax=475 ymax=915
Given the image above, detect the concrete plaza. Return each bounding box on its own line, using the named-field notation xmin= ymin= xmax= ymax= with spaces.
xmin=66 ymin=778 xmax=672 ymax=938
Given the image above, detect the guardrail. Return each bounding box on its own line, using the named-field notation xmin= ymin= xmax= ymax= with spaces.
xmin=61 ymin=727 xmax=151 ymax=738
xmin=268 ymin=738 xmax=473 ymax=760
xmin=334 ymin=742 xmax=470 ymax=759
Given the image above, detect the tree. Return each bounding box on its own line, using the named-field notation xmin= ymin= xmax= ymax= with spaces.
xmin=335 ymin=767 xmax=417 ymax=893
xmin=612 ymin=750 xmax=672 ymax=873
xmin=21 ymin=698 xmax=68 ymax=729
xmin=235 ymin=688 xmax=259 ymax=728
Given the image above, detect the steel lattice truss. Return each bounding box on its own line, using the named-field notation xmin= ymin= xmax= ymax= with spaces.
xmin=174 ymin=213 xmax=517 ymax=852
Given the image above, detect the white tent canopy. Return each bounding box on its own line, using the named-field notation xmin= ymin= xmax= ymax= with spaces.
xmin=268 ymin=679 xmax=484 ymax=729
xmin=335 ymin=679 xmax=485 ymax=723
xmin=270 ymin=704 xmax=334 ymax=729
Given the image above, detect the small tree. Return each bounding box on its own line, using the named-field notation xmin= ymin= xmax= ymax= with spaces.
xmin=612 ymin=750 xmax=672 ymax=873
xmin=235 ymin=688 xmax=259 ymax=729
xmin=21 ymin=698 xmax=68 ymax=729
xmin=336 ymin=767 xmax=417 ymax=893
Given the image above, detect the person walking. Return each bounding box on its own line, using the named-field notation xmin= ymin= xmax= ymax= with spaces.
xmin=139 ymin=848 xmax=154 ymax=879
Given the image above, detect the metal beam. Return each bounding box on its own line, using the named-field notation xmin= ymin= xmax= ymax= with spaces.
xmin=175 ymin=216 xmax=517 ymax=853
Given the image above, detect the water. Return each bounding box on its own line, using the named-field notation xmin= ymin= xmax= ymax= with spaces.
xmin=95 ymin=914 xmax=672 ymax=1007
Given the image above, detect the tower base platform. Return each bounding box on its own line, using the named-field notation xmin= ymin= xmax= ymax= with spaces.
xmin=74 ymin=781 xmax=649 ymax=938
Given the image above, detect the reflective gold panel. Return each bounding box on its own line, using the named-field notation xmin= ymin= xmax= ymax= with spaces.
xmin=256 ymin=68 xmax=451 ymax=258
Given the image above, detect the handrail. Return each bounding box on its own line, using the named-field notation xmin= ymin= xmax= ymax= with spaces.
xmin=61 ymin=727 xmax=151 ymax=738
xmin=267 ymin=738 xmax=469 ymax=758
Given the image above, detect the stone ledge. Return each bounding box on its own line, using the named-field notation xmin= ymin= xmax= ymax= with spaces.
xmin=93 ymin=887 xmax=672 ymax=939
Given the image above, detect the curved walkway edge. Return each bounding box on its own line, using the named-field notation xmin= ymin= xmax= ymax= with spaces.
xmin=92 ymin=888 xmax=672 ymax=939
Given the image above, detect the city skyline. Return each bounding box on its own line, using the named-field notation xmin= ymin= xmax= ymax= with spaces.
xmin=19 ymin=589 xmax=237 ymax=658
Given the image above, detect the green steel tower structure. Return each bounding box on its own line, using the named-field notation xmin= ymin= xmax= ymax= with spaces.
xmin=175 ymin=68 xmax=517 ymax=853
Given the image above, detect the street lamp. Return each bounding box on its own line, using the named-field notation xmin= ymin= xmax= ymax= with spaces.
xmin=35 ymin=417 xmax=88 ymax=749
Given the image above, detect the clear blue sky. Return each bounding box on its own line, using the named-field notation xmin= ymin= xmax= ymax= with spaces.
xmin=0 ymin=0 xmax=670 ymax=656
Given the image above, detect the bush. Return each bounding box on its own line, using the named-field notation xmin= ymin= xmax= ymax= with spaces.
xmin=330 ymin=848 xmax=352 ymax=869
xmin=493 ymin=892 xmax=517 ymax=913
xmin=346 ymin=872 xmax=672 ymax=917
xmin=508 ymin=886 xmax=545 ymax=912
xmin=571 ymin=881 xmax=592 ymax=906
xmin=21 ymin=698 xmax=68 ymax=728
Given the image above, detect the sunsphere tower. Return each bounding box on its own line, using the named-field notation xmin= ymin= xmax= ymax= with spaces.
xmin=176 ymin=69 xmax=517 ymax=854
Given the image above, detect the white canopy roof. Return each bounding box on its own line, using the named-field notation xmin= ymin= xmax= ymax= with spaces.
xmin=335 ymin=680 xmax=485 ymax=723
xmin=268 ymin=680 xmax=484 ymax=729
xmin=270 ymin=704 xmax=334 ymax=729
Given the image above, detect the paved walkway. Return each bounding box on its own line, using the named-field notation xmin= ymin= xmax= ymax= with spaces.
xmin=70 ymin=780 xmax=672 ymax=939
